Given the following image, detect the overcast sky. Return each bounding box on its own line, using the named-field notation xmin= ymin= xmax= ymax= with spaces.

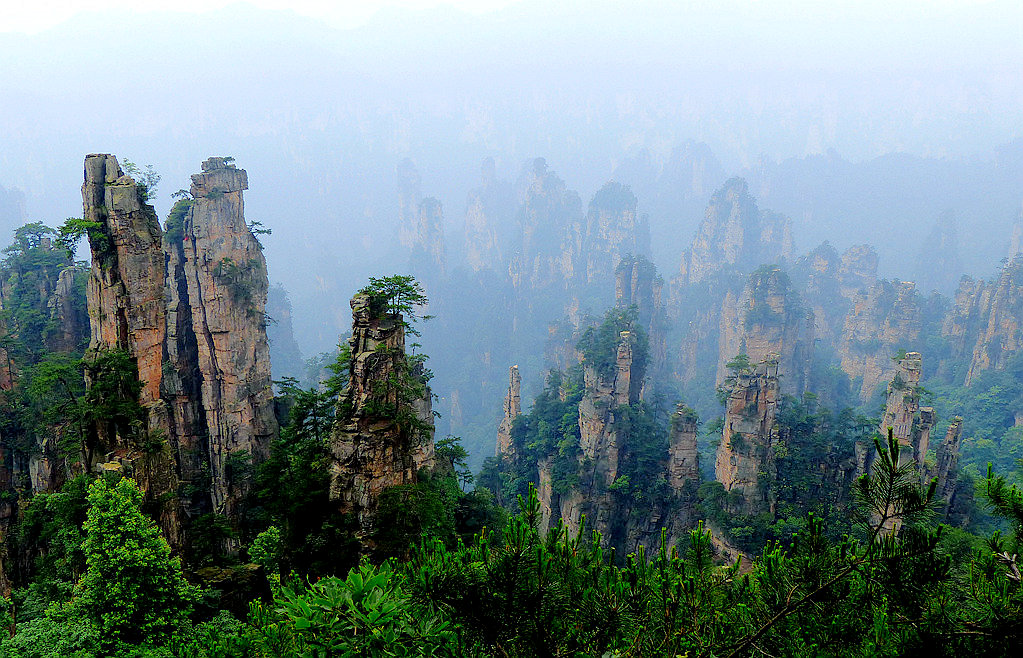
xmin=1 ymin=0 xmax=519 ymax=33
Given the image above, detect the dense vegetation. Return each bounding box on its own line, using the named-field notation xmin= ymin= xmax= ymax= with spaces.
xmin=1 ymin=220 xmax=1023 ymax=656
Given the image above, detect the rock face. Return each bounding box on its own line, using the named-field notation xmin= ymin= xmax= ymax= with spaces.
xmin=878 ymin=352 xmax=933 ymax=468
xmin=838 ymin=279 xmax=921 ymax=401
xmin=266 ymin=283 xmax=305 ymax=381
xmin=329 ymin=294 xmax=435 ymax=542
xmin=667 ymin=404 xmax=699 ymax=492
xmin=164 ymin=156 xmax=277 ymax=523
xmin=717 ymin=266 xmax=814 ymax=396
xmin=964 ymin=258 xmax=1023 ymax=385
xmin=83 ymin=154 xmax=168 ymax=424
xmin=82 ymin=155 xmax=178 ymax=534
xmin=463 ymin=158 xmax=515 ymax=273
xmin=714 ymin=360 xmax=780 ymax=516
xmin=583 ymin=182 xmax=649 ymax=285
xmin=495 ymin=365 xmax=521 ymax=458
xmin=616 ymin=256 xmax=668 ymax=380
xmin=678 ymin=178 xmax=793 ymax=285
xmin=933 ymin=417 xmax=964 ymax=505
xmin=793 ymin=242 xmax=878 ymax=345
xmin=83 ymin=154 xmax=277 ymax=548
xmin=408 ymin=197 xmax=446 ymax=278
xmin=577 ymin=333 xmax=641 ymax=493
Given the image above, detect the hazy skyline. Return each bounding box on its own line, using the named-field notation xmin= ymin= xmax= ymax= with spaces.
xmin=1 ymin=0 xmax=1020 ymax=355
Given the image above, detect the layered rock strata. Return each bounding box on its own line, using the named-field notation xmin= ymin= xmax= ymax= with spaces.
xmin=83 ymin=154 xmax=277 ymax=547
xmin=329 ymin=293 xmax=436 ymax=542
xmin=667 ymin=404 xmax=699 ymax=492
xmin=838 ymin=280 xmax=921 ymax=401
xmin=714 ymin=360 xmax=780 ymax=516
xmin=677 ymin=178 xmax=793 ymax=286
xmin=495 ymin=365 xmax=521 ymax=458
xmin=877 ymin=352 xmax=933 ymax=468
xmin=717 ymin=266 xmax=814 ymax=396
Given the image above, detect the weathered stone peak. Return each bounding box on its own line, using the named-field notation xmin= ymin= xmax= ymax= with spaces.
xmin=189 ymin=157 xmax=248 ymax=197
xmin=879 ymin=352 xmax=932 ymax=467
xmin=330 ymin=292 xmax=435 ymax=543
xmin=717 ymin=266 xmax=814 ymax=396
xmin=678 ymin=177 xmax=793 ymax=285
xmin=933 ymin=417 xmax=964 ymax=505
xmin=668 ymin=404 xmax=699 ymax=492
xmin=714 ymin=359 xmax=780 ymax=516
xmin=496 ymin=365 xmax=522 ymax=458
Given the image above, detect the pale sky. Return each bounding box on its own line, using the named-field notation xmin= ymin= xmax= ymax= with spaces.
xmin=0 ymin=0 xmax=520 ymax=33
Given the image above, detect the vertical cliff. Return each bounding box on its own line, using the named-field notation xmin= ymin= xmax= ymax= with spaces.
xmin=667 ymin=404 xmax=699 ymax=492
xmin=878 ymin=352 xmax=933 ymax=468
xmin=463 ymin=158 xmax=515 ymax=273
xmin=329 ymin=293 xmax=436 ymax=543
xmin=838 ymin=279 xmax=921 ymax=401
xmin=964 ymin=257 xmax=1023 ymax=385
xmin=717 ymin=266 xmax=814 ymax=396
xmin=408 ymin=197 xmax=447 ymax=278
xmin=677 ymin=178 xmax=793 ymax=285
xmin=933 ymin=417 xmax=964 ymax=505
xmin=614 ymin=256 xmax=669 ymax=388
xmin=83 ymin=153 xmax=168 ymax=426
xmin=508 ymin=158 xmax=583 ymax=291
xmin=583 ymin=182 xmax=649 ymax=286
xmin=714 ymin=360 xmax=780 ymax=516
xmin=164 ymin=157 xmax=278 ymax=523
xmin=80 ymin=154 xmax=278 ymax=551
xmin=495 ymin=365 xmax=521 ymax=458
xmin=793 ymin=242 xmax=877 ymax=345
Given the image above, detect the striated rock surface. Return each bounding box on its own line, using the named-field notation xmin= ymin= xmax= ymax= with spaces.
xmin=714 ymin=360 xmax=780 ymax=516
xmin=717 ymin=266 xmax=814 ymax=396
xmin=83 ymin=153 xmax=168 ymax=418
xmin=878 ymin=352 xmax=932 ymax=468
xmin=583 ymin=182 xmax=649 ymax=286
xmin=933 ymin=417 xmax=964 ymax=505
xmin=463 ymin=158 xmax=515 ymax=273
xmin=838 ymin=279 xmax=921 ymax=401
xmin=964 ymin=258 xmax=1023 ymax=385
xmin=495 ymin=365 xmax=521 ymax=458
xmin=83 ymin=154 xmax=277 ymax=550
xmin=667 ymin=404 xmax=699 ymax=492
xmin=616 ymin=256 xmax=668 ymax=380
xmin=793 ymin=242 xmax=877 ymax=345
xmin=329 ymin=293 xmax=436 ymax=542
xmin=408 ymin=197 xmax=446 ymax=278
xmin=678 ymin=178 xmax=793 ymax=285
xmin=508 ymin=158 xmax=583 ymax=291
xmin=164 ymin=156 xmax=277 ymax=523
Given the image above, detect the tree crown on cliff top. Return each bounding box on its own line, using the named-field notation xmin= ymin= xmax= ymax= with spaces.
xmin=359 ymin=274 xmax=432 ymax=337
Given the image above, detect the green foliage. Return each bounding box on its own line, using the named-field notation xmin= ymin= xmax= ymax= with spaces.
xmin=359 ymin=274 xmax=432 ymax=336
xmin=717 ymin=352 xmax=753 ymax=404
xmin=55 ymin=218 xmax=106 ymax=259
xmin=248 ymin=562 xmax=459 ymax=656
xmin=576 ymin=305 xmax=648 ymax=381
xmin=164 ymin=198 xmax=193 ymax=244
xmin=122 ymin=160 xmax=160 ymax=203
xmin=248 ymin=347 xmax=359 ymax=578
xmin=71 ymin=477 xmax=200 ymax=648
xmin=213 ymin=257 xmax=263 ymax=312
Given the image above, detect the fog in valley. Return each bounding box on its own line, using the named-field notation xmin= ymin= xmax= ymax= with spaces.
xmin=2 ymin=0 xmax=1021 ymax=466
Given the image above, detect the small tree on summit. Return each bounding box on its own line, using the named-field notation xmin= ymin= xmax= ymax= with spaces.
xmin=359 ymin=274 xmax=432 ymax=336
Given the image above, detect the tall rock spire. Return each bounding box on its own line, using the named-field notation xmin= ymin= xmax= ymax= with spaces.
xmin=496 ymin=365 xmax=521 ymax=458
xmin=329 ymin=293 xmax=436 ymax=544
